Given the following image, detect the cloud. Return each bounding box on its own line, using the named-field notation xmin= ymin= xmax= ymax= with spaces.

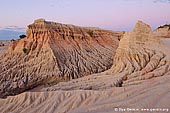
xmin=153 ymin=0 xmax=170 ymax=3
xmin=123 ymin=0 xmax=170 ymax=3
xmin=0 ymin=26 xmax=26 ymax=40
xmin=0 ymin=26 xmax=26 ymax=32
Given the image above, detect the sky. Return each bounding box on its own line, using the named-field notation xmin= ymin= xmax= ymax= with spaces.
xmin=0 ymin=0 xmax=170 ymax=39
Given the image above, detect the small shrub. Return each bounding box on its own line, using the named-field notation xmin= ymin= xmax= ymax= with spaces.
xmin=0 ymin=42 xmax=4 ymax=46
xmin=11 ymin=39 xmax=15 ymax=41
xmin=158 ymin=24 xmax=170 ymax=30
xmin=19 ymin=34 xmax=26 ymax=39
xmin=88 ymin=30 xmax=94 ymax=37
xmin=22 ymin=48 xmax=27 ymax=53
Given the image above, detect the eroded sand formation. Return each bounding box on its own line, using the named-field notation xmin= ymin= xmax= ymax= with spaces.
xmin=0 ymin=20 xmax=170 ymax=113
xmin=108 ymin=21 xmax=170 ymax=86
xmin=0 ymin=19 xmax=123 ymax=97
xmin=42 ymin=21 xmax=170 ymax=91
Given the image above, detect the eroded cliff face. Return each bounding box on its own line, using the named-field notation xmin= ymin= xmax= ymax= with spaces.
xmin=108 ymin=21 xmax=170 ymax=86
xmin=0 ymin=19 xmax=122 ymax=97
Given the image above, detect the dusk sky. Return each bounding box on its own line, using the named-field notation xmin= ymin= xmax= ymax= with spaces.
xmin=0 ymin=0 xmax=170 ymax=39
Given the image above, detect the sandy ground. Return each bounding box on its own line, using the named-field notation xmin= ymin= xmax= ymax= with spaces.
xmin=0 ymin=73 xmax=169 ymax=113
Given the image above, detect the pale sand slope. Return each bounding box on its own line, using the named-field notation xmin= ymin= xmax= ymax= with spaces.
xmin=0 ymin=73 xmax=170 ymax=113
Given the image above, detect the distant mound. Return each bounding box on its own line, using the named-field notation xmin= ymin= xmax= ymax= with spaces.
xmin=153 ymin=24 xmax=170 ymax=38
xmin=0 ymin=19 xmax=123 ymax=97
xmin=158 ymin=24 xmax=170 ymax=29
